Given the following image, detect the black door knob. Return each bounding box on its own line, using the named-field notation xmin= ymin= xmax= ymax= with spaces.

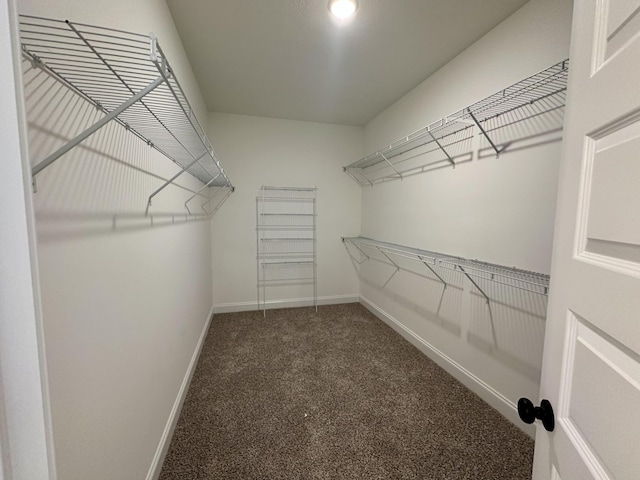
xmin=517 ymin=398 xmax=555 ymax=432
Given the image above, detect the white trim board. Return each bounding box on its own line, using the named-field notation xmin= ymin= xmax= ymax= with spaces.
xmin=145 ymin=305 xmax=214 ymax=480
xmin=1 ymin=0 xmax=56 ymax=477
xmin=359 ymin=296 xmax=535 ymax=438
xmin=213 ymin=294 xmax=359 ymax=314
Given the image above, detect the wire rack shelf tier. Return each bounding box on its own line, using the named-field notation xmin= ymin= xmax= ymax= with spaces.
xmin=257 ymin=187 xmax=318 ymax=316
xmin=258 ymin=238 xmax=315 ymax=260
xmin=257 ymin=226 xmax=316 ymax=231
xmin=261 ymin=262 xmax=316 ymax=282
xmin=342 ymin=236 xmax=550 ymax=297
xmin=344 ymin=59 xmax=569 ymax=186
xmin=19 ymin=15 xmax=233 ymax=215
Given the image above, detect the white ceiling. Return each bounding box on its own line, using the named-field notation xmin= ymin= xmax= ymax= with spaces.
xmin=166 ymin=0 xmax=529 ymax=126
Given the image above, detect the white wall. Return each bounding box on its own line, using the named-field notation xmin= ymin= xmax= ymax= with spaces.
xmin=0 ymin=0 xmax=54 ymax=478
xmin=16 ymin=0 xmax=215 ymax=479
xmin=359 ymin=0 xmax=573 ymax=433
xmin=208 ymin=113 xmax=362 ymax=311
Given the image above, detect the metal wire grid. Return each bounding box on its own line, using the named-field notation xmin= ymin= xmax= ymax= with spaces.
xmin=453 ymin=60 xmax=569 ymax=124
xmin=346 ymin=119 xmax=474 ymax=185
xmin=201 ymin=185 xmax=234 ymax=217
xmin=257 ymin=187 xmax=317 ymax=316
xmin=260 ymin=262 xmax=316 ymax=282
xmin=19 ymin=15 xmax=232 ymax=189
xmin=258 ymin=238 xmax=315 ymax=259
xmin=351 ymin=119 xmax=472 ymax=171
xmin=474 ymin=90 xmax=566 ymax=153
xmin=258 ymin=213 xmax=315 ymax=227
xmin=343 ymin=236 xmax=549 ymax=296
xmin=345 ymin=59 xmax=569 ymax=186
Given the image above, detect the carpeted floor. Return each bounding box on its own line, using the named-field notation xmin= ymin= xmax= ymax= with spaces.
xmin=159 ymin=303 xmax=533 ymax=479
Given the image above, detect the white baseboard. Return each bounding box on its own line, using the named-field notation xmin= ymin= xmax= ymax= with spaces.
xmin=145 ymin=305 xmax=215 ymax=480
xmin=359 ymin=296 xmax=535 ymax=438
xmin=213 ymin=294 xmax=359 ymax=314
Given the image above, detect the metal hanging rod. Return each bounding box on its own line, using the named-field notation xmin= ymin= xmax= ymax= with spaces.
xmin=342 ymin=236 xmax=550 ymax=297
xmin=344 ymin=59 xmax=569 ymax=186
xmin=19 ymin=15 xmax=233 ymax=211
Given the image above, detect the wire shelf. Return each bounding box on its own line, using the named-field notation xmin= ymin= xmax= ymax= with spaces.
xmin=257 ymin=226 xmax=316 ymax=232
xmin=344 ymin=59 xmax=569 ymax=186
xmin=342 ymin=236 xmax=549 ymax=296
xmin=257 ymin=213 xmax=315 ymax=227
xmin=260 ymin=237 xmax=314 ymax=248
xmin=19 ymin=15 xmax=233 ymax=204
xmin=259 ymin=261 xmax=316 ymax=282
xmin=258 ymin=238 xmax=315 ymax=260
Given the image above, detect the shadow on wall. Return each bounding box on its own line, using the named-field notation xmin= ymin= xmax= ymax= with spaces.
xmin=351 ymin=250 xmax=464 ymax=336
xmin=478 ymin=95 xmax=565 ymax=159
xmin=22 ymin=58 xmax=230 ymax=242
xmin=348 ymin=244 xmax=547 ymax=382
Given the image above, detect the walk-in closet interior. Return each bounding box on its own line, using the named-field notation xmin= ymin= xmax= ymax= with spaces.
xmin=4 ymin=0 xmax=640 ymax=479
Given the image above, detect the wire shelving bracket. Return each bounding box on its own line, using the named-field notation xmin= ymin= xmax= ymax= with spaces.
xmin=19 ymin=15 xmax=234 ymax=216
xmin=257 ymin=187 xmax=318 ymax=316
xmin=342 ymin=236 xmax=550 ymax=299
xmin=344 ymin=59 xmax=569 ymax=186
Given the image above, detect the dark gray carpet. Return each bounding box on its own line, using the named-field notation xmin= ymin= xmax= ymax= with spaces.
xmin=159 ymin=303 xmax=533 ymax=479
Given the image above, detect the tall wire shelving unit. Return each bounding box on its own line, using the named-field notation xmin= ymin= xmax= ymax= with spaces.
xmin=18 ymin=15 xmax=234 ymax=215
xmin=256 ymin=187 xmax=317 ymax=316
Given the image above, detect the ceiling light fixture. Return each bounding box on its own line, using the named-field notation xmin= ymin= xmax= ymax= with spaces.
xmin=328 ymin=0 xmax=358 ymax=20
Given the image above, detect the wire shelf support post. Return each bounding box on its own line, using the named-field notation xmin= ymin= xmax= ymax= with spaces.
xmin=427 ymin=130 xmax=455 ymax=167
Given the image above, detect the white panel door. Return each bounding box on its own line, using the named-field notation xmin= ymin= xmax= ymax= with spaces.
xmin=531 ymin=1 xmax=640 ymax=479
